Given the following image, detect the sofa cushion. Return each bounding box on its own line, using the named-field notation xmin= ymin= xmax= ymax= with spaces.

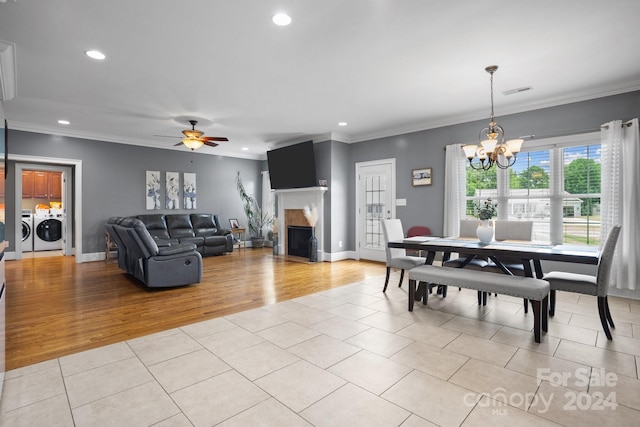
xmin=190 ymin=214 xmax=218 ymax=237
xmin=136 ymin=214 xmax=171 ymax=239
xmin=166 ymin=215 xmax=196 ymax=238
xmin=178 ymin=236 xmax=205 ymax=250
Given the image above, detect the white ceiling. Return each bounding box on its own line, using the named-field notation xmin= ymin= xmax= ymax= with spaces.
xmin=1 ymin=0 xmax=639 ymax=160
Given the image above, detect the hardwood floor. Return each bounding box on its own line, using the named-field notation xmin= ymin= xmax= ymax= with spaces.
xmin=4 ymin=249 xmax=384 ymax=371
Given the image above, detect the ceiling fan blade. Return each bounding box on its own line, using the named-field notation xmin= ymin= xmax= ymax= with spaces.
xmin=201 ymin=136 xmax=229 ymax=142
xmin=154 ymin=134 xmax=180 ymax=139
xmin=203 ymin=141 xmax=219 ymax=148
xmin=173 ymin=142 xmax=184 ymax=146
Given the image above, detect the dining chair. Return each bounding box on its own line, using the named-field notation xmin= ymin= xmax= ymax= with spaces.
xmin=381 ymin=219 xmax=425 ymax=292
xmin=440 ymin=219 xmax=489 ymax=301
xmin=442 ymin=219 xmax=488 ymax=270
xmin=543 ymin=225 xmax=621 ymax=340
xmin=405 ymin=225 xmax=431 ymax=256
xmin=479 ymin=220 xmax=534 ymax=308
xmin=482 ymin=220 xmax=534 ymax=276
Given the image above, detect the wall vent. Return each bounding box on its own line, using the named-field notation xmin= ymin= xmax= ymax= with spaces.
xmin=503 ymin=86 xmax=532 ymax=96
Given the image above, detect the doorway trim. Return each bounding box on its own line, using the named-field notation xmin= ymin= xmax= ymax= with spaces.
xmin=355 ymin=158 xmax=396 ymax=261
xmin=11 ymin=154 xmax=83 ymax=263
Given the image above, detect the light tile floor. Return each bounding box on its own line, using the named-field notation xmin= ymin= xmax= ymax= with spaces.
xmin=2 ymin=273 xmax=640 ymax=426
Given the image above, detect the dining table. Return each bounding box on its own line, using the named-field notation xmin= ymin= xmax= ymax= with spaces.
xmin=388 ymin=236 xmax=600 ymax=307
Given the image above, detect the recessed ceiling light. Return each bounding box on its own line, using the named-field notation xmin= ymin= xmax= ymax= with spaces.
xmin=58 ymin=120 xmax=70 ymax=125
xmin=338 ymin=122 xmax=348 ymax=126
xmin=242 ymin=147 xmax=249 ymax=151
xmin=272 ymin=13 xmax=292 ymax=26
xmin=85 ymin=50 xmax=106 ymax=60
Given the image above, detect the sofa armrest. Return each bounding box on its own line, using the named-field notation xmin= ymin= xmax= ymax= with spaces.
xmin=158 ymin=242 xmax=198 ymax=256
xmin=216 ymin=227 xmax=232 ymax=236
xmin=154 ymin=237 xmax=180 ymax=247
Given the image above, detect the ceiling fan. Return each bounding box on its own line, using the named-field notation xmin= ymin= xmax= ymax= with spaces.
xmin=174 ymin=120 xmax=229 ymax=150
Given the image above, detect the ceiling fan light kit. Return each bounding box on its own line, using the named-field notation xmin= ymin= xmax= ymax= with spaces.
xmin=174 ymin=120 xmax=228 ymax=150
xmin=182 ymin=138 xmax=204 ymax=150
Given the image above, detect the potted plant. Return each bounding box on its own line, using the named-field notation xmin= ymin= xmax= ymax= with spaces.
xmin=236 ymin=171 xmax=273 ymax=248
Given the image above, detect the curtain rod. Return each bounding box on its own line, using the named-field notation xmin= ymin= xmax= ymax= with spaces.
xmin=445 ymin=120 xmax=635 ymax=150
xmin=601 ymin=120 xmax=634 ymax=130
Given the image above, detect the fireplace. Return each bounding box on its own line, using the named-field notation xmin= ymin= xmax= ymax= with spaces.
xmin=274 ymin=186 xmax=327 ymax=260
xmin=288 ymin=226 xmax=312 ymax=257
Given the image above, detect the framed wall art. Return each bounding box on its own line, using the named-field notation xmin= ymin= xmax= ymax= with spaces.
xmin=183 ymin=172 xmax=197 ymax=209
xmin=146 ymin=170 xmax=161 ymax=209
xmin=166 ymin=172 xmax=179 ymax=209
xmin=412 ymin=168 xmax=432 ymax=186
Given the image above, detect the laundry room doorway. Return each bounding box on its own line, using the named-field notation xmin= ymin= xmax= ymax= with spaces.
xmin=14 ymin=160 xmax=75 ymax=260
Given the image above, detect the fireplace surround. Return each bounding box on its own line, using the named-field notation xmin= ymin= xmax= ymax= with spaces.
xmin=274 ymin=187 xmax=327 ymax=261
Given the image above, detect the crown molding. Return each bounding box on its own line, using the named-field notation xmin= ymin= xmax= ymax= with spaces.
xmin=0 ymin=39 xmax=17 ymax=101
xmin=8 ymin=121 xmax=267 ymax=161
xmin=347 ymin=81 xmax=640 ymax=143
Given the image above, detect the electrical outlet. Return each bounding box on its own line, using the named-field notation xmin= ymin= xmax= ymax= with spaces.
xmin=338 ymin=240 xmax=343 ymax=248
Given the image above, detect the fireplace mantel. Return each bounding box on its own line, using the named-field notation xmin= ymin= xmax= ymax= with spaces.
xmin=274 ymin=187 xmax=327 ymax=260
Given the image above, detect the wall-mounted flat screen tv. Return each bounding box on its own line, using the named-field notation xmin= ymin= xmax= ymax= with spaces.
xmin=267 ymin=141 xmax=317 ymax=189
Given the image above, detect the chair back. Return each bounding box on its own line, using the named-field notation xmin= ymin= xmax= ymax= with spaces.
xmin=596 ymin=225 xmax=622 ymax=297
xmin=382 ymin=219 xmax=406 ymax=264
xmin=494 ymin=220 xmax=533 ymax=241
xmin=459 ymin=219 xmax=478 ymax=238
xmin=407 ymin=226 xmax=431 ymax=237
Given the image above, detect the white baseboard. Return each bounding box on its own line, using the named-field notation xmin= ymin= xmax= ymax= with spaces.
xmin=609 ymin=288 xmax=640 ymax=301
xmin=82 ymin=252 xmax=105 ymax=262
xmin=323 ymin=251 xmax=356 ymax=262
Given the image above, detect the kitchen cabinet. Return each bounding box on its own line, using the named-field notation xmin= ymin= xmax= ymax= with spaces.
xmin=22 ymin=170 xmax=34 ymax=198
xmin=33 ymin=171 xmax=49 ymax=198
xmin=49 ymin=172 xmax=63 ymax=199
xmin=23 ymin=171 xmax=62 ymax=200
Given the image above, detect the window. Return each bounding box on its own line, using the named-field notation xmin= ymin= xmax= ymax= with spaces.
xmin=465 ymin=134 xmax=601 ymax=246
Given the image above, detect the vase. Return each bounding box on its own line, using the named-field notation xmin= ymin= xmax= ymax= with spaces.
xmin=308 ymin=228 xmax=318 ymax=262
xmin=476 ymin=219 xmax=493 ymax=244
xmin=272 ymin=233 xmax=279 ymax=256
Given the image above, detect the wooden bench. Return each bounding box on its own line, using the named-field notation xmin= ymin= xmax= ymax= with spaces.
xmin=408 ymin=265 xmax=550 ymax=342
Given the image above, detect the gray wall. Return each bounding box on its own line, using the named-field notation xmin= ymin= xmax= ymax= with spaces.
xmin=6 ymin=131 xmax=263 ymax=254
xmin=329 ymin=140 xmax=350 ymax=253
xmin=347 ymin=90 xmax=640 ymax=249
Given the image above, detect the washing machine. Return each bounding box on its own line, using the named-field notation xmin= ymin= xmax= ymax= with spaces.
xmin=33 ymin=213 xmax=63 ymax=251
xmin=21 ymin=209 xmax=33 ymax=252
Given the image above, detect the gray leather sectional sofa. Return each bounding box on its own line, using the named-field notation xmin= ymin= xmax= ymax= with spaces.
xmin=105 ymin=214 xmax=233 ymax=287
xmin=136 ymin=213 xmax=234 ymax=256
xmin=106 ymin=217 xmax=203 ymax=288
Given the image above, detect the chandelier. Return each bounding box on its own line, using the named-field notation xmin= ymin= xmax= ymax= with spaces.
xmin=462 ymin=65 xmax=523 ymax=170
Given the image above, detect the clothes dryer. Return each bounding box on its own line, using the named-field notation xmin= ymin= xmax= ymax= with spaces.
xmin=21 ymin=209 xmax=33 ymax=252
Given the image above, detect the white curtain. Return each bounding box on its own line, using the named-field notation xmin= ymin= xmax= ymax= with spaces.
xmin=600 ymin=118 xmax=639 ymax=290
xmin=443 ymin=144 xmax=467 ymax=237
xmin=261 ymin=171 xmax=275 ymax=237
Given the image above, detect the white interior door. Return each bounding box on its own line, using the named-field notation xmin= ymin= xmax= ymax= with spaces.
xmin=356 ymin=159 xmax=395 ymax=262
